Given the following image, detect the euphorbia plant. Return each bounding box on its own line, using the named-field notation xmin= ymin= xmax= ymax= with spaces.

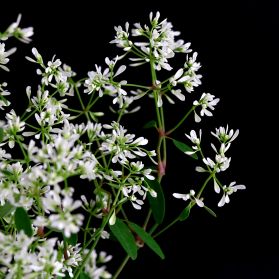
xmin=0 ymin=12 xmax=245 ymax=278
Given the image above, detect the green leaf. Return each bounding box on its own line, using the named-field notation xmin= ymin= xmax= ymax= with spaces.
xmin=146 ymin=179 xmax=165 ymax=224
xmin=0 ymin=127 xmax=4 ymax=142
xmin=0 ymin=202 xmax=14 ymax=218
xmin=65 ymin=233 xmax=78 ymax=245
xmin=14 ymin=207 xmax=33 ymax=237
xmin=143 ymin=120 xmax=157 ymax=129
xmin=110 ymin=218 xmax=138 ymax=260
xmin=204 ymin=205 xmax=217 ymax=218
xmin=0 ymin=169 xmax=13 ymax=177
xmin=179 ymin=204 xmax=191 ymax=221
xmin=129 ymin=222 xmax=165 ymax=259
xmin=79 ymin=272 xmax=91 ymax=279
xmin=172 ymin=139 xmax=198 ymax=160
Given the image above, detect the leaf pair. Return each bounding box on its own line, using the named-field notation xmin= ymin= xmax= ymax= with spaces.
xmin=110 ymin=218 xmax=165 ymax=260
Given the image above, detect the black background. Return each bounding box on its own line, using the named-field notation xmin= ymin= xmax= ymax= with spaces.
xmin=1 ymin=0 xmax=278 ymax=278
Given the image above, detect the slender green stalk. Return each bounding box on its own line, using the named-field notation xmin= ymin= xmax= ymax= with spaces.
xmin=167 ymin=106 xmax=195 ymax=135
xmin=74 ymin=185 xmax=124 ymax=278
xmin=74 ymin=83 xmax=85 ymax=111
xmin=153 ymin=217 xmax=179 ymax=238
xmin=124 ymin=83 xmax=150 ymax=90
xmin=197 ymin=171 xmax=215 ymax=199
xmin=143 ymin=210 xmax=152 ymax=230
xmin=112 ymin=255 xmax=130 ymax=279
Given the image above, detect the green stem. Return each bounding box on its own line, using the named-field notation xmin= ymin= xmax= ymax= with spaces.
xmin=197 ymin=171 xmax=216 ymax=199
xmin=153 ymin=217 xmax=179 ymax=238
xmin=159 ymin=105 xmax=167 ymax=165
xmin=15 ymin=136 xmax=29 ymax=164
xmin=143 ymin=210 xmax=152 ymax=230
xmin=65 ymin=107 xmax=83 ymax=113
xmin=74 ymin=83 xmax=85 ymax=111
xmin=148 ymin=223 xmax=159 ymax=235
xmin=73 ymin=187 xmax=123 ymax=279
xmin=73 ymin=229 xmax=103 ymax=279
xmin=124 ymin=83 xmax=150 ymax=90
xmin=112 ymin=255 xmax=130 ymax=279
xmin=166 ymin=106 xmax=195 ymax=135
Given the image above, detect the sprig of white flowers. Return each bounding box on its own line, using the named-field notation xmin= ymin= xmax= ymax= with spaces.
xmin=0 ymin=12 xmax=245 ymax=279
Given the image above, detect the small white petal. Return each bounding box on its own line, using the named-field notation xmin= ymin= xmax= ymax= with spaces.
xmin=145 ymin=174 xmax=155 ymax=180
xmin=185 ymin=151 xmax=196 ymax=155
xmin=195 ymin=198 xmax=204 ymax=207
xmin=173 ymin=193 xmax=189 ymax=201
xmin=195 ymin=166 xmax=207 ymax=172
xmin=109 ymin=210 xmax=116 ymax=226
xmin=157 ymin=95 xmax=163 ymax=107
xmin=214 ymin=179 xmax=220 ymax=194
xmin=194 ymin=111 xmax=201 ymax=123
xmin=173 ymin=68 xmax=184 ymax=80
xmin=115 ymin=65 xmax=126 ymax=77
xmin=132 ymin=202 xmax=142 ymax=210
xmin=218 ymin=195 xmax=226 ymax=207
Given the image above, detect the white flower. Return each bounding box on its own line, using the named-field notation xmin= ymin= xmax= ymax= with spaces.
xmin=84 ymin=250 xmax=112 ymax=279
xmin=79 ymin=152 xmax=101 ymax=181
xmin=100 ymin=122 xmax=152 ymax=165
xmin=184 ymin=52 xmax=201 ymax=72
xmin=0 ymin=232 xmax=64 ymax=278
xmin=185 ymin=129 xmax=202 ymax=155
xmin=5 ymin=14 xmax=33 ymax=43
xmin=34 ymin=238 xmax=65 ymax=277
xmin=129 ymin=12 xmax=192 ymax=71
xmin=110 ymin=22 xmax=132 ymax=51
xmin=193 ymin=93 xmax=220 ymax=122
xmin=0 ymin=148 xmax=11 ymax=160
xmin=84 ymin=66 xmax=110 ymax=95
xmin=182 ymin=52 xmax=202 ymax=93
xmin=173 ymin=189 xmax=204 ymax=207
xmin=4 ymin=109 xmax=25 ymax=148
xmin=131 ymin=161 xmax=155 ymax=180
xmin=0 ymin=82 xmax=11 ymax=110
xmin=25 ymin=47 xmax=43 ymax=64
xmin=218 ymin=182 xmax=246 ymax=207
xmin=59 ymin=242 xmax=82 ymax=278
xmin=44 ymin=56 xmax=63 ymax=84
xmin=202 ymin=155 xmax=231 ymax=173
xmin=211 ymin=142 xmax=231 ymax=157
xmin=0 ymin=43 xmax=16 ymax=72
xmin=36 ymin=186 xmax=84 ymax=237
xmin=122 ymin=170 xmax=156 ymax=210
xmin=211 ymin=125 xmax=239 ymax=144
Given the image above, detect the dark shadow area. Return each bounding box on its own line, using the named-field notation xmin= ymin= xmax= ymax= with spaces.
xmin=1 ymin=0 xmax=278 ymax=278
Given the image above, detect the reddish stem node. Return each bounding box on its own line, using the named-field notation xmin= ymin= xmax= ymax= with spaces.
xmin=158 ymin=160 xmax=166 ymax=178
xmin=37 ymin=226 xmax=45 ymax=238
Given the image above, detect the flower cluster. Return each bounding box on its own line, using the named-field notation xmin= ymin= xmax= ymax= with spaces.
xmin=0 ymin=230 xmax=111 ymax=279
xmin=0 ymin=12 xmax=245 ymax=278
xmin=173 ymin=125 xmax=245 ymax=208
xmin=26 ymin=48 xmax=76 ymax=97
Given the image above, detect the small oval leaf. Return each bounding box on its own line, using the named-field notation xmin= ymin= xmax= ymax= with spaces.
xmin=172 ymin=139 xmax=198 ymax=160
xmin=179 ymin=204 xmax=191 ymax=221
xmin=144 ymin=120 xmax=157 ymax=129
xmin=146 ymin=179 xmax=165 ymax=224
xmin=129 ymin=222 xmax=165 ymax=259
xmin=204 ymin=205 xmax=217 ymax=218
xmin=110 ymin=218 xmax=137 ymax=260
xmin=14 ymin=207 xmax=33 ymax=237
xmin=65 ymin=233 xmax=78 ymax=245
xmin=0 ymin=202 xmax=14 ymax=218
